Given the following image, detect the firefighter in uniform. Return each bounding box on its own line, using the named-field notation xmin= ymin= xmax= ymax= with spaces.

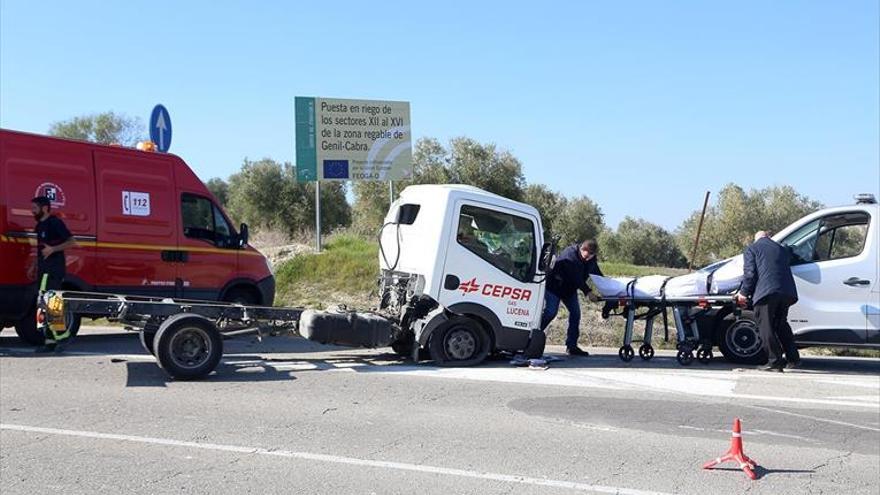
xmin=28 ymin=196 xmax=77 ymax=352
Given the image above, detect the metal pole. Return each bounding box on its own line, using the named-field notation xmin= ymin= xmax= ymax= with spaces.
xmin=689 ymin=191 xmax=710 ymax=271
xmin=389 ymin=180 xmax=394 ymax=209
xmin=315 ymin=181 xmax=322 ymax=252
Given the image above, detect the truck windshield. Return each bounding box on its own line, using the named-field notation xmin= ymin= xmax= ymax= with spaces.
xmin=457 ymin=205 xmax=535 ymax=282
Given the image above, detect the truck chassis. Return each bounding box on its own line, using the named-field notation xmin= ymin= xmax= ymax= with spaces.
xmin=43 ymin=291 xmax=312 ymax=380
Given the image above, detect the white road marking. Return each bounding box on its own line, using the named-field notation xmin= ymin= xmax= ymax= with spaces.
xmin=740 ymin=405 xmax=880 ymax=433
xmin=0 ymin=423 xmax=672 ymax=495
xmin=817 ymin=378 xmax=880 ymax=389
xmin=826 ymin=395 xmax=880 ymax=405
xmin=677 ymin=425 xmax=814 ymax=442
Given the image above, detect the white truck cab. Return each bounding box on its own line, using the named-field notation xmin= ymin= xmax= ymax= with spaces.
xmin=717 ymin=194 xmax=880 ymax=362
xmin=379 ymin=185 xmax=551 ymax=365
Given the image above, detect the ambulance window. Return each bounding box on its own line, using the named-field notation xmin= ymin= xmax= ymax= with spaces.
xmin=457 ymin=205 xmax=535 ymax=282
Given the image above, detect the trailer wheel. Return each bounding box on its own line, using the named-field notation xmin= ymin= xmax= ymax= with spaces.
xmin=428 ymin=317 xmax=490 ymax=367
xmin=139 ymin=330 xmax=157 ymax=356
xmin=154 ymin=315 xmax=223 ymax=380
xmin=719 ymin=311 xmax=767 ymax=365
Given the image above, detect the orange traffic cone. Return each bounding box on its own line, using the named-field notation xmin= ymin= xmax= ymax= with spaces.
xmin=702 ymin=418 xmax=758 ymax=480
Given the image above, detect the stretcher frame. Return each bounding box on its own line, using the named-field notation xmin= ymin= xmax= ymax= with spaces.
xmin=597 ymin=276 xmax=740 ymax=365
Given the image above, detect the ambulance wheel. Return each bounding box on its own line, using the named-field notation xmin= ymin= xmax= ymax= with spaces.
xmin=64 ymin=312 xmax=82 ymax=338
xmin=429 ymin=317 xmax=490 ymax=367
xmin=677 ymin=349 xmax=694 ymax=366
xmin=14 ymin=304 xmax=42 ymax=346
xmin=154 ymin=315 xmax=223 ymax=380
xmin=638 ymin=344 xmax=655 ymax=361
xmin=697 ymin=348 xmax=713 ymax=364
xmin=618 ymin=345 xmax=635 ymax=362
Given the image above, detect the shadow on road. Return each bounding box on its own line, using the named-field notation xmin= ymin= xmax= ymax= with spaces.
xmin=711 ymin=466 xmax=816 ymax=480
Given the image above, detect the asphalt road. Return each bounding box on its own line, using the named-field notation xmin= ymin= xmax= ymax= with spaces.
xmin=1 ymin=327 xmax=878 ymax=494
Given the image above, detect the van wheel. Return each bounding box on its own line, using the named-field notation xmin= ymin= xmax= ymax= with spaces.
xmin=14 ymin=304 xmax=42 ymax=346
xmin=65 ymin=312 xmax=82 ymax=338
xmin=428 ymin=317 xmax=490 ymax=367
xmin=223 ymin=288 xmax=260 ymax=305
xmin=719 ymin=311 xmax=767 ymax=364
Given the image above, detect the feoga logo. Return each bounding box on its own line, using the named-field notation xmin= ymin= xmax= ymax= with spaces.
xmin=457 ymin=278 xmax=532 ymax=301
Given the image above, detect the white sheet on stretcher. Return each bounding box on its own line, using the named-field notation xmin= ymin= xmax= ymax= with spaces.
xmin=590 ymin=256 xmax=744 ymax=299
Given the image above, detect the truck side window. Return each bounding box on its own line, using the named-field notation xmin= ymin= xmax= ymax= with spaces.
xmin=213 ymin=205 xmax=232 ymax=238
xmin=814 ymin=212 xmax=870 ymax=262
xmin=181 ymin=194 xmax=234 ymax=247
xmin=457 ymin=205 xmax=535 ymax=282
xmin=781 ymin=212 xmax=871 ymax=263
xmin=780 ymin=219 xmax=820 ymax=263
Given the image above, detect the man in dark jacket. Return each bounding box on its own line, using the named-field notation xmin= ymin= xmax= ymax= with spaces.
xmin=541 ymin=239 xmax=603 ymax=356
xmin=736 ymin=231 xmax=800 ymax=372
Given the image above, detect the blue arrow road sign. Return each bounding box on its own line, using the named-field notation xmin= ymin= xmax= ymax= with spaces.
xmin=149 ymin=104 xmax=172 ymax=152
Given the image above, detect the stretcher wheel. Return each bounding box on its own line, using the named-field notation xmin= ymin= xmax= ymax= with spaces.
xmin=638 ymin=344 xmax=654 ymax=361
xmin=618 ymin=345 xmax=635 ymax=362
xmin=676 ymin=349 xmax=694 ymax=366
xmin=696 ymin=348 xmax=713 ymax=364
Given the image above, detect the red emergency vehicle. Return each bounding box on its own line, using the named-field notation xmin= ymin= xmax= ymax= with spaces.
xmin=0 ymin=129 xmax=275 ymax=344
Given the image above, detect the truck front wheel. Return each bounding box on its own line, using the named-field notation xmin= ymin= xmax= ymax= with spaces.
xmin=428 ymin=317 xmax=490 ymax=367
xmin=719 ymin=311 xmax=767 ymax=364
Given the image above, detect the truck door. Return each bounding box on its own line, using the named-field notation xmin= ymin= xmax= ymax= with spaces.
xmin=439 ymin=201 xmax=543 ymax=346
xmin=178 ymin=193 xmax=240 ymax=301
xmin=94 ymin=151 xmax=180 ymax=297
xmin=780 ymin=210 xmax=873 ymax=345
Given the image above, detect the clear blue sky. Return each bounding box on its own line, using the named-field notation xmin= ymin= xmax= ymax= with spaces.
xmin=2 ymin=1 xmax=878 ymax=230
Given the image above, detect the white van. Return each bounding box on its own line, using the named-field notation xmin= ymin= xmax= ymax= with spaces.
xmin=713 ymin=194 xmax=879 ymax=363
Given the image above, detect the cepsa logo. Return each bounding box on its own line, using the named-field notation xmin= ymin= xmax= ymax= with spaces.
xmin=457 ymin=278 xmax=532 ymax=301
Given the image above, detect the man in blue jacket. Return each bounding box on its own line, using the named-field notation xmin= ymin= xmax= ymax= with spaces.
xmin=736 ymin=231 xmax=800 ymax=372
xmin=541 ymin=239 xmax=603 ymax=356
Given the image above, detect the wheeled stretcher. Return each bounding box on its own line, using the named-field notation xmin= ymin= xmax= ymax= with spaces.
xmin=592 ymin=262 xmax=744 ymax=365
